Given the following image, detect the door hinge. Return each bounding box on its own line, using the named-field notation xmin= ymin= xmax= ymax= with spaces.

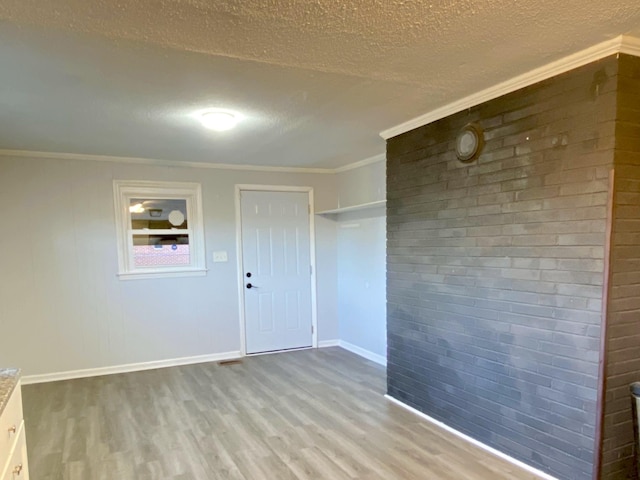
xmin=310 ymin=265 xmax=313 ymax=275
xmin=312 ymin=325 xmax=314 ymax=335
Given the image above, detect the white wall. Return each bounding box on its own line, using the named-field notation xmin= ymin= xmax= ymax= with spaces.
xmin=336 ymin=159 xmax=386 ymax=208
xmin=334 ymin=160 xmax=387 ymax=363
xmin=0 ymin=155 xmax=338 ymax=376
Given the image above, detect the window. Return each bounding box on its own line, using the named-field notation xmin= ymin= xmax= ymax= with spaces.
xmin=113 ymin=180 xmax=206 ymax=279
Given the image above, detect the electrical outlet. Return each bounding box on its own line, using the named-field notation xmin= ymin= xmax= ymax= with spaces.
xmin=212 ymin=251 xmax=228 ymax=263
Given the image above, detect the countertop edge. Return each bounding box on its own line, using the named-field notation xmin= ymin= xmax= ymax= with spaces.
xmin=0 ymin=368 xmax=22 ymax=418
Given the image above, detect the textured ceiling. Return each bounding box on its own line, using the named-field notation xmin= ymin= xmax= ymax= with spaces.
xmin=0 ymin=0 xmax=639 ymax=168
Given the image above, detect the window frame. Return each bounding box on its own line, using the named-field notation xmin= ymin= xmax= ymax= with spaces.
xmin=113 ymin=180 xmax=207 ymax=280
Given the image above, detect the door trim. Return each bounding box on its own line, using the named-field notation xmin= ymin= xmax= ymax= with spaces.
xmin=234 ymin=184 xmax=318 ymax=356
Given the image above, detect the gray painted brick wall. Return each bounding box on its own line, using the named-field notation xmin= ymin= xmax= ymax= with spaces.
xmin=387 ymin=57 xmax=619 ymax=479
xmin=601 ymin=54 xmax=640 ymax=480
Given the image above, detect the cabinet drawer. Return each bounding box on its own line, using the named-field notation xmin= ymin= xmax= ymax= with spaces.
xmin=2 ymin=423 xmax=28 ymax=480
xmin=0 ymin=386 xmax=23 ymax=470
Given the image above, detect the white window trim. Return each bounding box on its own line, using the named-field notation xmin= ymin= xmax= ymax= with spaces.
xmin=113 ymin=180 xmax=207 ymax=280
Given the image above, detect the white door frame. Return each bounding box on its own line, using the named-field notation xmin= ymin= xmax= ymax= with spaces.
xmin=235 ymin=184 xmax=318 ymax=356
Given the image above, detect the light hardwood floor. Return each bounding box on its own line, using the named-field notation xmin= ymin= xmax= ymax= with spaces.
xmin=22 ymin=348 xmax=542 ymax=479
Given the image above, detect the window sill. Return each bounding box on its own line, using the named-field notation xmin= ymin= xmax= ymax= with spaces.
xmin=117 ymin=268 xmax=208 ymax=280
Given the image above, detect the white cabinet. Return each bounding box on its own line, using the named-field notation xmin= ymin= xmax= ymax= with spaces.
xmin=0 ymin=383 xmax=29 ymax=480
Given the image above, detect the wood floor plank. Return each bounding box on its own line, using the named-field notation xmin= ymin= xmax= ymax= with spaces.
xmin=23 ymin=348 xmax=544 ymax=479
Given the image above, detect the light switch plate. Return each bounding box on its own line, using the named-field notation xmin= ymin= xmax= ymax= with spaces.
xmin=212 ymin=251 xmax=228 ymax=263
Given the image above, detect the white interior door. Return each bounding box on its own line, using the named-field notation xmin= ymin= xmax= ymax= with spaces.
xmin=240 ymin=190 xmax=313 ymax=354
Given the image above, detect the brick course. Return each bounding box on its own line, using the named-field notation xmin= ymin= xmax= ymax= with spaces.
xmin=601 ymin=54 xmax=640 ymax=480
xmin=387 ymin=57 xmax=620 ymax=479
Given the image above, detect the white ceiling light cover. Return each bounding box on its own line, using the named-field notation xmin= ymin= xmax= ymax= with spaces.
xmin=198 ymin=110 xmax=240 ymax=131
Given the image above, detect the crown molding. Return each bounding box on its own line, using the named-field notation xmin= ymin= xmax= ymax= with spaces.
xmin=0 ymin=149 xmax=335 ymax=174
xmin=334 ymin=153 xmax=385 ymax=173
xmin=0 ymin=148 xmax=387 ymax=174
xmin=380 ymin=35 xmax=640 ymax=140
xmin=619 ymin=34 xmax=640 ymax=57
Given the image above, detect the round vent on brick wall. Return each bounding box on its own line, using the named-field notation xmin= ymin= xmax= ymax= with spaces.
xmin=455 ymin=123 xmax=484 ymax=162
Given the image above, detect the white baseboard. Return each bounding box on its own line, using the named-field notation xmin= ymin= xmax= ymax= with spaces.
xmin=21 ymin=351 xmax=242 ymax=385
xmin=338 ymin=340 xmax=387 ymax=366
xmin=384 ymin=395 xmax=558 ymax=480
xmin=21 ymin=343 xmax=386 ymax=384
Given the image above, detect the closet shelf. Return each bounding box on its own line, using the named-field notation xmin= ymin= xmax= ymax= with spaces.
xmin=316 ymin=199 xmax=386 ymax=216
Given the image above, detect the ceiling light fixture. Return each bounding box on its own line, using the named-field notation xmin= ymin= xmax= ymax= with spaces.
xmin=198 ymin=110 xmax=239 ymax=131
xmin=129 ymin=203 xmax=145 ymax=213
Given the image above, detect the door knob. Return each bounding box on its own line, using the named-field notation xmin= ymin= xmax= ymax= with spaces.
xmin=246 ymin=283 xmax=258 ymax=289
